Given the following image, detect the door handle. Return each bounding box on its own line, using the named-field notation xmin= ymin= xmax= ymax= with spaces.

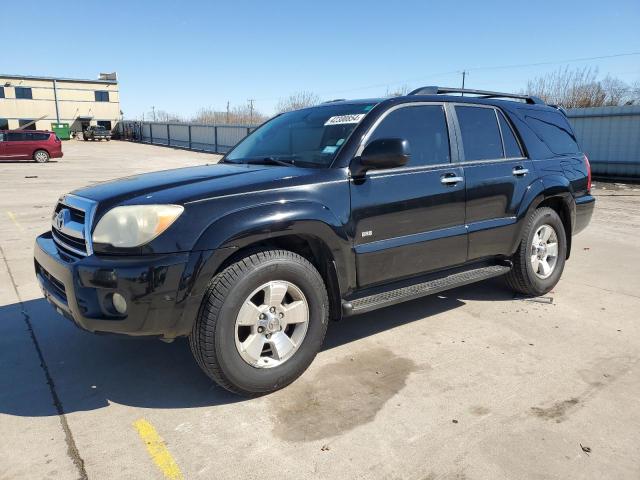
xmin=440 ymin=174 xmax=464 ymax=185
xmin=512 ymin=166 xmax=529 ymax=176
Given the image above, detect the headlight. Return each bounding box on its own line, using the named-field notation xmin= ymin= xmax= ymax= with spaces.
xmin=92 ymin=205 xmax=184 ymax=248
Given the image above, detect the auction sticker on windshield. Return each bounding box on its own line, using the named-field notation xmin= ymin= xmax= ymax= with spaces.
xmin=324 ymin=114 xmax=366 ymax=126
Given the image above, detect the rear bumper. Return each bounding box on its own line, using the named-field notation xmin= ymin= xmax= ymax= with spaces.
xmin=574 ymin=194 xmax=595 ymax=235
xmin=34 ymin=232 xmax=205 ymax=339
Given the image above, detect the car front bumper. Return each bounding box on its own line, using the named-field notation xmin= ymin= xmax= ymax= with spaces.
xmin=34 ymin=232 xmax=205 ymax=339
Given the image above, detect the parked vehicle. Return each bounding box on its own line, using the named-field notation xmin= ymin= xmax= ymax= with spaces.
xmin=34 ymin=86 xmax=594 ymax=395
xmin=83 ymin=125 xmax=111 ymax=141
xmin=0 ymin=130 xmax=63 ymax=162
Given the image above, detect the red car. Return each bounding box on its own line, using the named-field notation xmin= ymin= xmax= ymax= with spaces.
xmin=0 ymin=130 xmax=63 ymax=163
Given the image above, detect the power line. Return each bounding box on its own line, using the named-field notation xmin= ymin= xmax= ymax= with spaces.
xmin=250 ymin=51 xmax=640 ymax=105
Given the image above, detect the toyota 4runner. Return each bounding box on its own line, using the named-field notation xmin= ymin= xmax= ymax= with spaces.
xmin=34 ymin=86 xmax=595 ymax=395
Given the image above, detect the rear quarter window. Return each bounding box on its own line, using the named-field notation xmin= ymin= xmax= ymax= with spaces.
xmin=523 ymin=109 xmax=580 ymax=155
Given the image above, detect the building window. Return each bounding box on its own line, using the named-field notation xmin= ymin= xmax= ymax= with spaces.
xmin=95 ymin=91 xmax=110 ymax=102
xmin=97 ymin=121 xmax=112 ymax=130
xmin=18 ymin=119 xmax=36 ymax=130
xmin=15 ymin=87 xmax=33 ymax=99
xmin=0 ymin=118 xmax=8 ymax=130
xmin=0 ymin=87 xmax=5 ymax=98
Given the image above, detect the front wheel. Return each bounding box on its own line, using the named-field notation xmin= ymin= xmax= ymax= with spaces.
xmin=190 ymin=249 xmax=329 ymax=396
xmin=506 ymin=207 xmax=567 ymax=296
xmin=33 ymin=150 xmax=49 ymax=163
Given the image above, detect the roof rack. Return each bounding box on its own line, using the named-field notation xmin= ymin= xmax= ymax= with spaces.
xmin=322 ymin=98 xmax=347 ymax=104
xmin=408 ymin=86 xmax=544 ymax=105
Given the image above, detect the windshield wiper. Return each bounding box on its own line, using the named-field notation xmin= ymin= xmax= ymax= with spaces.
xmin=227 ymin=156 xmax=296 ymax=167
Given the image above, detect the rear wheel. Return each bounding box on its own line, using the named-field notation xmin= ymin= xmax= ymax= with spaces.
xmin=33 ymin=150 xmax=49 ymax=163
xmin=190 ymin=249 xmax=329 ymax=396
xmin=506 ymin=207 xmax=567 ymax=296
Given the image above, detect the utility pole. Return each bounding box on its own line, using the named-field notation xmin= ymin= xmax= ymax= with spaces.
xmin=226 ymin=101 xmax=230 ymax=124
xmin=248 ymin=99 xmax=255 ymax=125
xmin=461 ymin=70 xmax=467 ymax=94
xmin=152 ymin=106 xmax=156 ymax=122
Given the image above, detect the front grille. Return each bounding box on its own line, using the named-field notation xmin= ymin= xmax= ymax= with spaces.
xmin=50 ymin=194 xmax=96 ymax=257
xmin=35 ymin=261 xmax=67 ymax=303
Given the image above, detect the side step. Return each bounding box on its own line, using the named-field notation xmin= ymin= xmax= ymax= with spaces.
xmin=342 ymin=264 xmax=511 ymax=316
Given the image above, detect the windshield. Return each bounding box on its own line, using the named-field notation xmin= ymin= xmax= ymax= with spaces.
xmin=225 ymin=103 xmax=376 ymax=167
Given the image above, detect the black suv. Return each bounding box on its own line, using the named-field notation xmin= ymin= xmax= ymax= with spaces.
xmin=34 ymin=86 xmax=594 ymax=395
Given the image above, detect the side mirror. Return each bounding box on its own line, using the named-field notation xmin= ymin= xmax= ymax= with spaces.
xmin=351 ymin=138 xmax=410 ymax=177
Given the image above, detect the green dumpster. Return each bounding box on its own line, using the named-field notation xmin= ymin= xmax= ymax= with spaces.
xmin=51 ymin=122 xmax=71 ymax=140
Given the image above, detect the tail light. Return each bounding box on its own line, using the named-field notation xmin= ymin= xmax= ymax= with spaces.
xmin=584 ymin=154 xmax=592 ymax=192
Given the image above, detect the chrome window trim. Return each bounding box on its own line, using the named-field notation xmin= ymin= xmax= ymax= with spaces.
xmin=355 ymin=101 xmax=452 ymax=158
xmin=451 ymin=102 xmax=529 ymax=163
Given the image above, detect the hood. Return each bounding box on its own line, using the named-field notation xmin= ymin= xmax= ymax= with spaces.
xmin=72 ymin=162 xmax=318 ymax=208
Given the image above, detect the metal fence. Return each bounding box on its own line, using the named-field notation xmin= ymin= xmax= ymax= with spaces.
xmin=567 ymin=105 xmax=640 ymax=179
xmin=117 ymin=121 xmax=257 ymax=154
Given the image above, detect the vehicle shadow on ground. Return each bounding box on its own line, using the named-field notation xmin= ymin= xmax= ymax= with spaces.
xmin=0 ymin=279 xmax=513 ymax=417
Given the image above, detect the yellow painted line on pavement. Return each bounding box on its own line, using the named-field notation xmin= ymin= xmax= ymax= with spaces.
xmin=133 ymin=418 xmax=184 ymax=480
xmin=6 ymin=211 xmax=25 ymax=232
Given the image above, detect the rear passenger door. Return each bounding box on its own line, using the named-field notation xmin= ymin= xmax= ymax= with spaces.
xmin=350 ymin=103 xmax=467 ymax=287
xmin=452 ymin=104 xmax=534 ymax=260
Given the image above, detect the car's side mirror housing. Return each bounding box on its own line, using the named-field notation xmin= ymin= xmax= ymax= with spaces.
xmin=351 ymin=138 xmax=410 ymax=177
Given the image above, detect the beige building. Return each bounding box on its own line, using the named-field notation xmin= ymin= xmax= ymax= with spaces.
xmin=0 ymin=73 xmax=120 ymax=132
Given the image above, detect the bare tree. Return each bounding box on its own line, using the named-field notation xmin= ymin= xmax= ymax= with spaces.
xmin=385 ymin=84 xmax=411 ymax=97
xmin=276 ymin=91 xmax=321 ymax=113
xmin=192 ymin=105 xmax=267 ymax=125
xmin=152 ymin=109 xmax=183 ymax=122
xmin=526 ymin=67 xmax=639 ymax=108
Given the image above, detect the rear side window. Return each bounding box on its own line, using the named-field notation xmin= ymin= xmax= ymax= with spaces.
xmin=497 ymin=111 xmax=523 ymax=158
xmin=367 ymin=105 xmax=450 ymax=167
xmin=0 ymin=87 xmax=4 ymax=98
xmin=32 ymin=133 xmax=50 ymax=141
xmin=524 ymin=110 xmax=580 ymax=155
xmin=455 ymin=106 xmax=503 ymax=161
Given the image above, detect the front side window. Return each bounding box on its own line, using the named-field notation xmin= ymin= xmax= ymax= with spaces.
xmin=7 ymin=132 xmax=28 ymax=141
xmin=367 ymin=105 xmax=450 ymax=167
xmin=15 ymin=87 xmax=33 ymax=99
xmin=226 ymin=103 xmax=377 ymax=168
xmin=95 ymin=91 xmax=109 ymax=102
xmin=456 ymin=106 xmax=503 ymax=161
xmin=0 ymin=87 xmax=5 ymax=98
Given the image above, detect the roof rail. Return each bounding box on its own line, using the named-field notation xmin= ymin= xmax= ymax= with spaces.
xmin=408 ymin=86 xmax=544 ymax=105
xmin=322 ymin=98 xmax=347 ymax=104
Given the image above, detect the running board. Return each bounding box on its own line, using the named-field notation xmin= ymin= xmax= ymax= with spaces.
xmin=342 ymin=264 xmax=511 ymax=316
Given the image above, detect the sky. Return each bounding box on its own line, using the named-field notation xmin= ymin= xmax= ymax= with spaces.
xmin=2 ymin=0 xmax=639 ymax=119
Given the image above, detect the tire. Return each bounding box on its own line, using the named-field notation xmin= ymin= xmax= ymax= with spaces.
xmin=505 ymin=207 xmax=567 ymax=296
xmin=190 ymin=249 xmax=329 ymax=396
xmin=33 ymin=150 xmax=49 ymax=163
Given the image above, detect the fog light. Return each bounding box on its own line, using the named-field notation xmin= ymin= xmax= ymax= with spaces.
xmin=111 ymin=292 xmax=127 ymax=315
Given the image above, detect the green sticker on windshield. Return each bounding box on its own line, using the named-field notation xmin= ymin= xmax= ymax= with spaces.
xmin=364 ymin=105 xmax=374 ymax=111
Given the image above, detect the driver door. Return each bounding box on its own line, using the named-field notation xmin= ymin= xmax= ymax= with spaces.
xmin=349 ymin=103 xmax=467 ymax=287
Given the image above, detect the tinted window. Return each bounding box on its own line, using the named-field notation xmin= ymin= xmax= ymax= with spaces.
xmin=7 ymin=132 xmax=28 ymax=141
xmin=95 ymin=91 xmax=109 ymax=102
xmin=498 ymin=111 xmax=523 ymax=158
xmin=524 ymin=110 xmax=580 ymax=155
xmin=367 ymin=105 xmax=450 ymax=167
xmin=97 ymin=120 xmax=112 ymax=130
xmin=32 ymin=133 xmax=50 ymax=141
xmin=15 ymin=87 xmax=33 ymax=99
xmin=0 ymin=118 xmax=8 ymax=130
xmin=456 ymin=106 xmax=503 ymax=161
xmin=0 ymin=87 xmax=4 ymax=98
